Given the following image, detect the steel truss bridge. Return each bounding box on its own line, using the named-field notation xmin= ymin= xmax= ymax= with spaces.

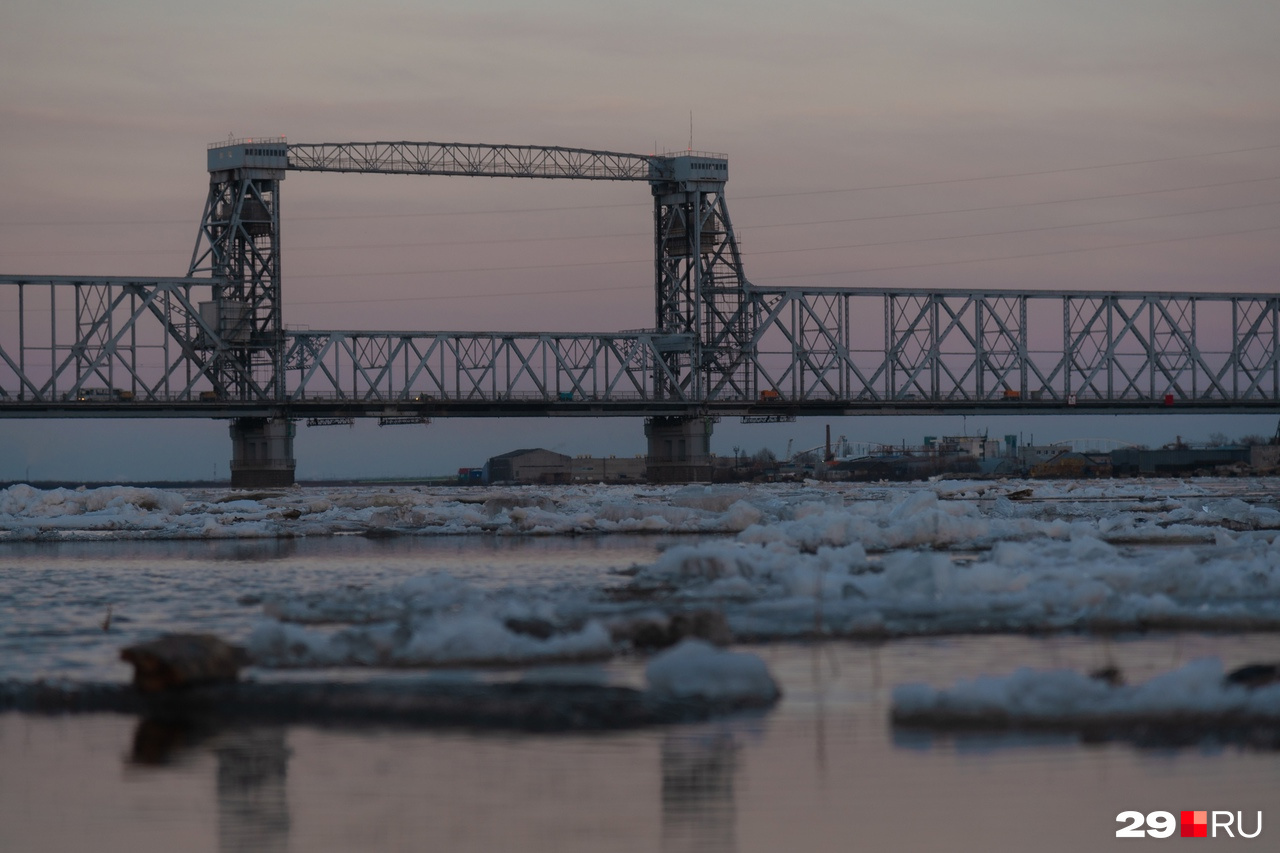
xmin=2 ymin=137 xmax=1277 ymax=481
xmin=3 ymin=277 xmax=1278 ymax=417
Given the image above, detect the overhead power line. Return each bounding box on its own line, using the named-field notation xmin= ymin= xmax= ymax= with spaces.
xmin=742 ymin=200 xmax=1280 ymax=259
xmin=229 ymin=200 xmax=1280 ymax=281
xmin=753 ymin=175 xmax=1280 ymax=231
xmin=4 ymin=177 xmax=1276 ymax=260
xmin=758 ymin=225 xmax=1280 ymax=282
xmin=738 ymin=142 xmax=1280 ymax=201
xmin=3 ymin=142 xmax=1276 ymax=228
xmin=281 ymin=223 xmax=1279 ymax=304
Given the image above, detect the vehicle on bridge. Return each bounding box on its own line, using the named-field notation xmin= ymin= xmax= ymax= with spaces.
xmin=68 ymin=388 xmax=135 ymax=403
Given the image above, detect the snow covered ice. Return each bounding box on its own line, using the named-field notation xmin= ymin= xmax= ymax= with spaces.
xmin=4 ymin=478 xmax=1277 ymax=544
xmin=6 ymin=479 xmax=1280 ymax=650
xmin=645 ymin=639 xmax=781 ymax=704
xmin=4 ymin=477 xmax=1280 ymax=725
xmin=891 ymin=658 xmax=1280 ymax=728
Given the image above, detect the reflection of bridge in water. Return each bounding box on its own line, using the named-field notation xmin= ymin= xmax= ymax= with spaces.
xmin=125 ymin=715 xmax=743 ymax=853
xmin=2 ymin=139 xmax=1277 ymax=484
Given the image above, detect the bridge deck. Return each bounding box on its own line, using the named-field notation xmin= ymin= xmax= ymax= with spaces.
xmin=2 ymin=398 xmax=1275 ymax=420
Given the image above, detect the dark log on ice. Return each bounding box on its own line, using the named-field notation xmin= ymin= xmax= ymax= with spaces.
xmin=1088 ymin=665 xmax=1124 ymax=686
xmin=120 ymin=633 xmax=250 ymax=693
xmin=1224 ymin=663 xmax=1280 ymax=689
xmin=0 ymin=678 xmax=777 ymax=732
xmin=610 ymin=609 xmax=733 ymax=650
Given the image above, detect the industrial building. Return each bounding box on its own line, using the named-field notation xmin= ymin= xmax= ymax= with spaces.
xmin=482 ymin=449 xmax=573 ymax=485
xmin=482 ymin=449 xmax=647 ymax=484
xmin=1110 ymin=446 xmax=1251 ymax=476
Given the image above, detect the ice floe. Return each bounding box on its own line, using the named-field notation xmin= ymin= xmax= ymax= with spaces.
xmin=891 ymin=658 xmax=1280 ymax=728
xmin=645 ymin=639 xmax=780 ymax=704
xmin=2 ymin=479 xmax=1277 ymax=544
xmin=6 ymin=478 xmax=1280 ymax=654
xmin=249 ymin=615 xmax=615 ymax=668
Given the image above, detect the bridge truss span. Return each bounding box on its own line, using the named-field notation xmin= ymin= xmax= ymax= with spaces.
xmin=285 ymin=141 xmax=657 ymax=181
xmin=0 ymin=274 xmax=271 ymax=410
xmin=284 ymin=329 xmax=695 ymax=411
xmin=746 ymin=288 xmax=1280 ymax=408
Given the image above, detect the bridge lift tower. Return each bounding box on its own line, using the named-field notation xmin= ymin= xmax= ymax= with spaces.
xmin=186 ymin=139 xmax=749 ymax=485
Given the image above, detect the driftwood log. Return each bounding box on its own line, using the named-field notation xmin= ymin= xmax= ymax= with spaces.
xmin=120 ymin=633 xmax=250 ymax=693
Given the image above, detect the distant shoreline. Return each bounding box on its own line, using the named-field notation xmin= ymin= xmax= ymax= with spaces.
xmin=0 ymin=477 xmax=466 ymax=490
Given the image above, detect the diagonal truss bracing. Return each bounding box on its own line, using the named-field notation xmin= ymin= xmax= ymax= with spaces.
xmin=284 ymin=331 xmax=691 ymax=405
xmin=747 ymin=288 xmax=1280 ymax=408
xmin=2 ymin=277 xmax=1277 ymax=414
xmin=285 ymin=140 xmax=746 ymax=401
xmin=2 ymin=139 xmax=1278 ymax=419
xmin=0 ymin=275 xmax=260 ymax=406
xmin=286 ymin=142 xmax=655 ymax=181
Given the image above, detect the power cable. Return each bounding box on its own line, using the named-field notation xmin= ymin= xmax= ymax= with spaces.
xmin=5 ymin=176 xmax=1276 ymax=259
xmin=742 ymin=200 xmax=1280 ymax=259
xmin=284 ymin=224 xmax=1280 ymax=303
xmin=756 ymin=225 xmax=1280 ymax=282
xmin=4 ymin=142 xmax=1276 ymax=227
xmin=737 ymin=142 xmax=1280 ymax=201
xmin=249 ymin=200 xmax=1280 ymax=281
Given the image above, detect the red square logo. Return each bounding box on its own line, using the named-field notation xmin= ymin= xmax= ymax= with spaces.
xmin=1181 ymin=810 xmax=1208 ymax=838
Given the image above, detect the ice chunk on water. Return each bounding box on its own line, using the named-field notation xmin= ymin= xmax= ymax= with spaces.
xmin=645 ymin=639 xmax=780 ymax=703
xmin=0 ymin=483 xmax=184 ymax=518
xmin=669 ymin=485 xmax=755 ymax=513
xmin=249 ymin=615 xmax=614 ymax=667
xmin=399 ymin=616 xmax=613 ymax=666
xmin=879 ymin=551 xmax=955 ymax=599
xmin=892 ymin=658 xmax=1280 ymax=721
xmin=0 ymin=479 xmax=1267 ymax=545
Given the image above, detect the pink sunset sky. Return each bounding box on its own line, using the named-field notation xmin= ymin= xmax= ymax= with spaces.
xmin=1 ymin=0 xmax=1278 ymax=480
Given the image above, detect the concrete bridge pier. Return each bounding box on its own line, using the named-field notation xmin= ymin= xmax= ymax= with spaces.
xmin=230 ymin=417 xmax=296 ymax=488
xmin=645 ymin=416 xmax=714 ymax=482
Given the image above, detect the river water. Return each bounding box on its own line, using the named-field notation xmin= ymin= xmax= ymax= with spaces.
xmin=2 ymin=481 xmax=1278 ymax=850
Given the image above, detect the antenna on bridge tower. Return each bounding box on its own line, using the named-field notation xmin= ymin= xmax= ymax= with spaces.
xmin=689 ymin=111 xmax=693 ymax=151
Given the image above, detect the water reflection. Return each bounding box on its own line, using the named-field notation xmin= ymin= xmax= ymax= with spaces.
xmin=661 ymin=730 xmax=740 ymax=853
xmin=0 ymin=536 xmax=302 ymax=563
xmin=120 ymin=710 xmax=750 ymax=852
xmin=892 ymin=727 xmax=1080 ymax=753
xmin=130 ymin=716 xmax=217 ymax=765
xmin=215 ymin=728 xmax=291 ymax=853
xmin=128 ymin=718 xmax=291 ymax=852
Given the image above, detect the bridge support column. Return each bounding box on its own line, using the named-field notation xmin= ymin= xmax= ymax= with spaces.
xmin=229 ymin=418 xmax=296 ymax=488
xmin=645 ymin=416 xmax=714 ymax=483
